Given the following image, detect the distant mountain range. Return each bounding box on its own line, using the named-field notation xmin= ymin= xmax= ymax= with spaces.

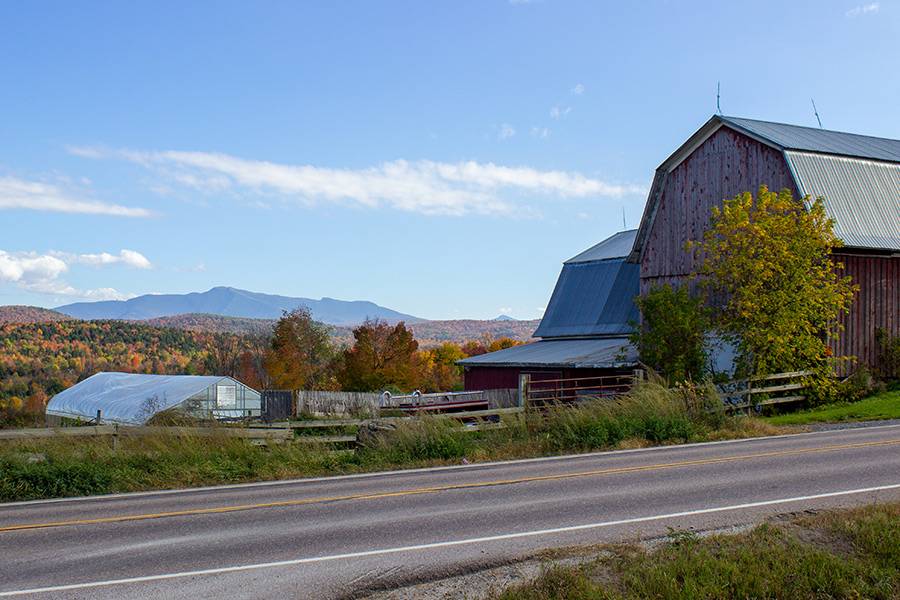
xmin=54 ymin=286 xmax=423 ymax=326
xmin=0 ymin=305 xmax=540 ymax=347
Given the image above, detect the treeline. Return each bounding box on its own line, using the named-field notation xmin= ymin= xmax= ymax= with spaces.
xmin=0 ymin=320 xmax=254 ymax=422
xmin=257 ymin=309 xmax=518 ymax=393
xmin=0 ymin=311 xmax=519 ymax=425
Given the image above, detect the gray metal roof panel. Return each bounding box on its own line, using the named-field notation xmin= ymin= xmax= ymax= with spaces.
xmin=457 ymin=337 xmax=637 ymax=368
xmin=46 ymin=372 xmax=232 ymax=425
xmin=533 ymin=259 xmax=639 ymax=338
xmin=721 ymin=116 xmax=900 ymax=162
xmin=785 ymin=151 xmax=900 ymax=251
xmin=566 ymin=229 xmax=638 ymax=263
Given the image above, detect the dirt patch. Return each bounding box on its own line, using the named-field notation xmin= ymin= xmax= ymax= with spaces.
xmin=359 ymin=555 xmax=594 ymax=600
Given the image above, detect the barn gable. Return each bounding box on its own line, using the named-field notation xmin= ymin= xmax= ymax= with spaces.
xmin=632 ymin=115 xmax=900 ymax=269
xmin=635 ymin=125 xmax=797 ymax=291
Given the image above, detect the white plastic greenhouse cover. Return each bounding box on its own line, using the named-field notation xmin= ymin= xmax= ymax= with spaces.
xmin=46 ymin=372 xmax=234 ymax=425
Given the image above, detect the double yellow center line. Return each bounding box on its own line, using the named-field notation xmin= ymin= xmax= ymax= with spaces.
xmin=2 ymin=438 xmax=898 ymax=533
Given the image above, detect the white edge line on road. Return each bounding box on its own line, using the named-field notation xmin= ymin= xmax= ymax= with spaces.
xmin=2 ymin=483 xmax=899 ymax=597
xmin=4 ymin=422 xmax=900 ymax=509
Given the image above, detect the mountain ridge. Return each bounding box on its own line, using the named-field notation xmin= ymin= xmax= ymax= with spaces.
xmin=55 ymin=286 xmax=423 ymax=326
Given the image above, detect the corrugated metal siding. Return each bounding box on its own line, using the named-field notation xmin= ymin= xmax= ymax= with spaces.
xmin=533 ymin=259 xmax=639 ymax=338
xmin=786 ymin=152 xmax=900 ymax=251
xmin=457 ymin=337 xmax=637 ymax=369
xmin=722 ymin=116 xmax=900 ymax=162
xmin=567 ymin=229 xmax=637 ymax=263
xmin=832 ymin=253 xmax=900 ymax=375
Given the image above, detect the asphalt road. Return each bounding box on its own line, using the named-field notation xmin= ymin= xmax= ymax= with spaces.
xmin=1 ymin=424 xmax=899 ymax=599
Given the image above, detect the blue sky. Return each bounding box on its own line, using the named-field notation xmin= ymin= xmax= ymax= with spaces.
xmin=1 ymin=0 xmax=897 ymax=320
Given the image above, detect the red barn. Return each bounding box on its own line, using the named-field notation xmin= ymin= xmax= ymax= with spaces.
xmin=459 ymin=230 xmax=640 ymax=391
xmin=631 ymin=115 xmax=900 ymax=374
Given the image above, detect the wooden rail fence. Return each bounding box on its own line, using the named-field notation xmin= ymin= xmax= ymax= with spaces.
xmin=719 ymin=370 xmax=812 ymax=411
xmin=255 ymin=406 xmax=525 ymax=445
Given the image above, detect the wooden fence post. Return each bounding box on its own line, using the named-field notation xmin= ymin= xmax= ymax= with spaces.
xmin=518 ymin=373 xmax=531 ymax=409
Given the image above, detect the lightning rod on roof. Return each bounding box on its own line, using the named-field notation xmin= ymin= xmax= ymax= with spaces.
xmin=716 ymin=81 xmax=721 ymax=114
xmin=811 ymin=98 xmax=823 ymax=129
xmin=622 ymin=206 xmax=627 ymax=230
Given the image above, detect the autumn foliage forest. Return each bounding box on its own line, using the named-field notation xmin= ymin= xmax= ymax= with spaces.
xmin=0 ymin=310 xmax=521 ymax=426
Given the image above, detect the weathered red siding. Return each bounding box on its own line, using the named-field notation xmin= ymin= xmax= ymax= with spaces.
xmin=463 ymin=367 xmax=523 ymax=391
xmin=833 ymin=252 xmax=900 ymax=374
xmin=640 ymin=127 xmax=798 ymax=295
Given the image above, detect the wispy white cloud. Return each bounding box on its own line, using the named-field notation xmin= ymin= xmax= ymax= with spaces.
xmin=0 ymin=248 xmax=147 ymax=300
xmin=55 ymin=249 xmax=153 ymax=270
xmin=70 ymin=146 xmax=646 ymax=217
xmin=530 ymin=126 xmax=551 ymax=139
xmin=571 ymin=83 xmax=585 ymax=95
xmin=0 ymin=175 xmax=151 ymax=217
xmin=550 ymin=105 xmax=571 ymax=120
xmin=846 ymin=2 xmax=879 ymax=16
xmin=497 ymin=123 xmax=516 ymax=140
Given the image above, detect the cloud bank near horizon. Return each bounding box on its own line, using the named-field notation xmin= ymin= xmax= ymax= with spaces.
xmin=0 ymin=249 xmax=152 ymax=301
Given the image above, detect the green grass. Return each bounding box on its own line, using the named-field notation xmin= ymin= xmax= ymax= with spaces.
xmin=493 ymin=503 xmax=900 ymax=599
xmin=765 ymin=389 xmax=900 ymax=426
xmin=0 ymin=380 xmax=780 ymax=503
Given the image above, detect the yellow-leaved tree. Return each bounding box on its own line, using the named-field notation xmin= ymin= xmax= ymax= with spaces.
xmin=693 ymin=185 xmax=856 ymax=379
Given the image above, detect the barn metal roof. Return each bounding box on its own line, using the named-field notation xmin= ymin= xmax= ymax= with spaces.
xmin=46 ymin=372 xmax=235 ymax=425
xmin=533 ymin=260 xmax=639 ymax=338
xmin=457 ymin=337 xmax=637 ymax=369
xmin=566 ymin=229 xmax=637 ymax=263
xmin=786 ymin=151 xmax=900 ymax=250
xmin=721 ymin=116 xmax=900 ymax=162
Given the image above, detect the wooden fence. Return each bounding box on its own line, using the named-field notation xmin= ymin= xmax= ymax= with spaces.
xmin=256 ymin=406 xmax=525 ymax=445
xmin=719 ymin=370 xmax=811 ymax=411
xmin=295 ymin=388 xmax=519 ymax=416
xmin=296 ymin=391 xmax=382 ymax=417
xmin=520 ymin=374 xmax=635 ymax=406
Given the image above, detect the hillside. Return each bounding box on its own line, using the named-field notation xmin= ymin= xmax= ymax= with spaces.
xmin=409 ymin=319 xmax=539 ymax=346
xmin=55 ymin=286 xmax=423 ymax=325
xmin=0 ymin=320 xmax=262 ymax=417
xmin=145 ymin=313 xmax=276 ymax=337
xmin=138 ymin=313 xmax=539 ymax=347
xmin=0 ymin=306 xmax=75 ymax=324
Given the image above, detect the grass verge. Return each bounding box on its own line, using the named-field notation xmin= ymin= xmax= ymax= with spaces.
xmin=0 ymin=380 xmax=781 ymax=502
xmin=492 ymin=503 xmax=900 ymax=599
xmin=765 ymin=389 xmax=900 ymax=426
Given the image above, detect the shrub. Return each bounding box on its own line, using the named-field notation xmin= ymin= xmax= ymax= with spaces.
xmin=876 ymin=328 xmax=900 ymax=381
xmin=693 ymin=186 xmax=856 ymax=379
xmin=631 ymin=285 xmax=710 ymax=383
